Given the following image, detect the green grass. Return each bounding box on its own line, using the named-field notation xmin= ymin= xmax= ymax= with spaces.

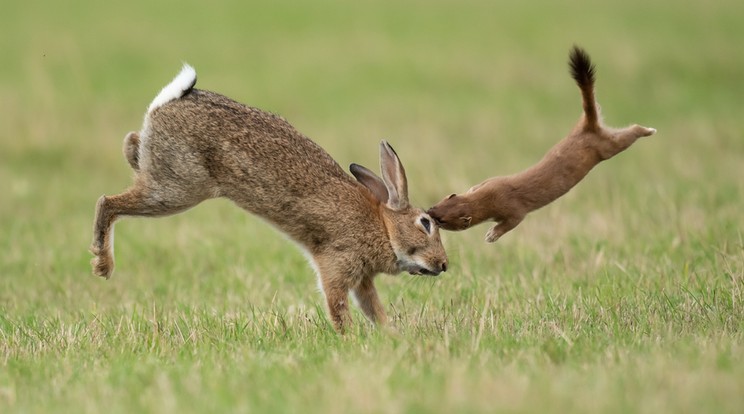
xmin=1 ymin=0 xmax=743 ymax=412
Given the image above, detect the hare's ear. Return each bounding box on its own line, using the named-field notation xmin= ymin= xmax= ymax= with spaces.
xmin=379 ymin=140 xmax=409 ymax=210
xmin=350 ymin=163 xmax=389 ymax=204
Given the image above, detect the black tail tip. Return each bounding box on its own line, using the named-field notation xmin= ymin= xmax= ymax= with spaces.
xmin=569 ymin=45 xmax=595 ymax=85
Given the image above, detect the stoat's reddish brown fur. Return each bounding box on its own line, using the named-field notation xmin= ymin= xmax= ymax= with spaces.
xmin=428 ymin=46 xmax=656 ymax=242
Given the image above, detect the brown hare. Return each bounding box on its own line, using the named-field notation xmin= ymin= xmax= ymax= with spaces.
xmin=428 ymin=46 xmax=656 ymax=242
xmin=90 ymin=65 xmax=448 ymax=332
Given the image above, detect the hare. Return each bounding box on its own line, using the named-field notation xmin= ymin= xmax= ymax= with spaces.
xmin=428 ymin=46 xmax=656 ymax=242
xmin=90 ymin=65 xmax=448 ymax=332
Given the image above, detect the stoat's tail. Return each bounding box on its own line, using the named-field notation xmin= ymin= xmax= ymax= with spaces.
xmin=569 ymin=46 xmax=599 ymax=130
xmin=147 ymin=64 xmax=197 ymax=113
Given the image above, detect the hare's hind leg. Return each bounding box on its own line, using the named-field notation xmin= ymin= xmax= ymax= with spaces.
xmin=122 ymin=131 xmax=141 ymax=171
xmin=90 ymin=186 xmax=203 ymax=278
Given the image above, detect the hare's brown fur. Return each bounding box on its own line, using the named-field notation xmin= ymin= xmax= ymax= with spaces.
xmin=428 ymin=46 xmax=656 ymax=242
xmin=90 ymin=66 xmax=448 ymax=332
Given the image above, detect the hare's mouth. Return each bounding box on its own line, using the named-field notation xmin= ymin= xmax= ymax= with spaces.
xmin=396 ymin=257 xmax=442 ymax=277
xmin=407 ymin=266 xmax=441 ymax=277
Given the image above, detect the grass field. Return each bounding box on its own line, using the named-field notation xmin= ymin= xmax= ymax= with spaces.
xmin=1 ymin=0 xmax=743 ymax=412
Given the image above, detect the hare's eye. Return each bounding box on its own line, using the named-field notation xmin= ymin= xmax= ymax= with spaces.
xmin=420 ymin=217 xmax=431 ymax=233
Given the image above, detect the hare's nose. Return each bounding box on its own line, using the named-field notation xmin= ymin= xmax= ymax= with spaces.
xmin=440 ymin=261 xmax=448 ymax=273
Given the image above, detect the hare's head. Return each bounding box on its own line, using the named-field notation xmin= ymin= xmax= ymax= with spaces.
xmin=351 ymin=141 xmax=448 ymax=276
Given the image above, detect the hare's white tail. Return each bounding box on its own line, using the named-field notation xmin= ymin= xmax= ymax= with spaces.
xmin=147 ymin=64 xmax=197 ymax=113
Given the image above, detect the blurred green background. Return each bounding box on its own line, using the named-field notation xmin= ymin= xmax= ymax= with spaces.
xmin=1 ymin=0 xmax=742 ymax=413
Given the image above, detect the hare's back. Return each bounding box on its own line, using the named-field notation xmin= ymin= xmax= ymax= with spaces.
xmin=148 ymin=89 xmax=359 ymax=209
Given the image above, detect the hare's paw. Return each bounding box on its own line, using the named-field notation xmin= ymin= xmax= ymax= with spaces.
xmin=90 ymin=251 xmax=114 ymax=279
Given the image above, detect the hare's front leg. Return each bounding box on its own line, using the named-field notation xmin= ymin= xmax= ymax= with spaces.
xmin=315 ymin=259 xmax=355 ymax=333
xmin=351 ymin=276 xmax=387 ymax=325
